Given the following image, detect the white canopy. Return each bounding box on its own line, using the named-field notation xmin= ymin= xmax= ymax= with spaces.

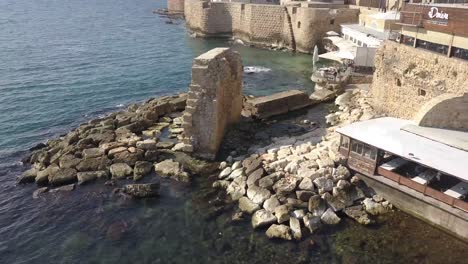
xmin=337 ymin=117 xmax=468 ymax=182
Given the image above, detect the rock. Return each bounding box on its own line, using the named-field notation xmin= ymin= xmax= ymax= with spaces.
xmin=212 ymin=180 xmax=230 ymax=189
xmin=231 ymin=161 xmax=242 ymax=171
xmin=156 ymin=141 xmax=175 ymax=149
xmin=226 ymin=176 xmax=246 ymax=201
xmin=313 ymin=177 xmax=334 ymax=194
xmin=82 ymin=148 xmax=105 ymax=159
xmin=32 ymin=187 xmax=49 ymax=199
xmin=29 ymin=143 xmax=47 ymax=151
xmin=133 ymin=161 xmax=153 ymax=181
xmin=238 ymin=197 xmax=260 ymax=214
xmin=76 ymin=157 xmax=111 ymax=172
xmin=18 ymin=168 xmax=38 ymax=184
xmin=154 ymin=159 xmax=181 ymax=177
xmin=228 ymin=168 xmax=244 ymax=180
xmin=171 ymin=143 xmax=193 ymax=152
xmin=363 ymin=198 xmax=388 ymax=216
xmin=322 ymin=191 xmax=347 ymax=212
xmin=296 ymin=190 xmax=314 ymax=202
xmin=333 ymin=165 xmax=350 ymax=181
xmin=77 ymin=171 xmax=108 ymax=184
xmin=108 ymin=147 xmax=128 ymax=157
xmin=218 ymin=161 xmax=227 ymax=170
xmin=337 ymin=179 xmax=351 ymax=190
xmin=303 ymin=214 xmax=321 ymax=233
xmin=110 ymin=163 xmax=133 ymax=179
xmin=308 ymin=195 xmax=327 ymax=217
xmin=246 ymin=168 xmax=264 ymax=186
xmin=58 ymin=155 xmax=81 ymax=169
xmin=289 ymin=217 xmax=302 ymax=240
xmin=258 ymin=172 xmax=282 ymax=190
xmin=30 ymin=150 xmax=50 ymax=166
xmin=263 ymin=196 xmax=280 ymax=212
xmin=112 ymin=149 xmax=144 ymax=166
xmin=285 ymin=161 xmax=299 ymax=174
xmin=292 ymin=209 xmax=305 ymax=219
xmin=350 ymin=175 xmax=360 ymax=184
xmin=144 ymin=150 xmax=159 ymax=162
xmin=286 ymin=198 xmax=308 ymax=208
xmin=49 ymin=168 xmax=77 ymax=186
xmin=218 ymin=167 xmax=232 ymax=179
xmin=316 ymin=157 xmax=334 ymax=169
xmin=344 ymin=205 xmax=373 ymax=225
xmin=273 ymin=176 xmax=299 ymax=196
xmin=245 ymin=158 xmax=262 ymax=175
xmin=100 ymin=142 xmax=126 ymax=153
xmin=247 ymin=185 xmax=271 ymax=205
xmin=252 ymin=209 xmax=276 ymax=229
xmin=298 ymin=177 xmax=315 ymax=191
xmin=321 ymin=208 xmax=341 ymax=225
xmin=373 ymin=194 xmax=384 ymax=202
xmin=136 ymin=139 xmax=158 ymax=150
xmin=36 ymin=165 xmax=60 ymax=185
xmin=266 ymin=224 xmax=292 ymax=241
xmin=123 ymin=183 xmax=160 ymax=198
xmin=274 ymin=204 xmax=290 ymax=224
xmin=49 ymin=183 xmax=75 ymax=192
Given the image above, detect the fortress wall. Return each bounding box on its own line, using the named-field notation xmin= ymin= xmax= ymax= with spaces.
xmin=370 ymin=41 xmax=468 ymax=120
xmin=168 ymin=0 xmax=185 ymax=13
xmin=185 ymin=0 xmax=359 ymax=53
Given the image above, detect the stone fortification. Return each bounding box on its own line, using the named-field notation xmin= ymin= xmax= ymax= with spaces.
xmin=371 ymin=41 xmax=468 ymax=122
xmin=182 ymin=48 xmax=243 ymax=160
xmin=168 ymin=0 xmax=185 ymax=13
xmin=184 ymin=0 xmax=358 ymax=53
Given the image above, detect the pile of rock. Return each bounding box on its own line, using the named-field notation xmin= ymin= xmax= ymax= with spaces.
xmin=18 ymin=93 xmax=196 ymax=197
xmin=213 ymin=89 xmax=393 ymax=240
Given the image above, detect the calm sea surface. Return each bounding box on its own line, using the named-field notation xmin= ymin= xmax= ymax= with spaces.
xmin=0 ymin=0 xmax=466 ymax=263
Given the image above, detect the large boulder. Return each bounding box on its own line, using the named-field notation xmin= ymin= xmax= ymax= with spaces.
xmin=344 ymin=205 xmax=373 ymax=225
xmin=112 ymin=149 xmax=144 ymax=166
xmin=263 ymin=196 xmax=280 ymax=212
xmin=76 ymin=156 xmax=111 ymax=172
xmin=289 ymin=217 xmax=302 ymax=241
xmin=313 ymin=177 xmax=334 ymax=194
xmin=110 ymin=163 xmax=133 ymax=179
xmin=18 ymin=168 xmax=38 ymax=184
xmin=321 ymin=208 xmax=341 ymax=225
xmin=226 ymin=176 xmax=247 ymax=201
xmin=246 ymin=168 xmax=264 ymax=186
xmin=123 ymin=183 xmax=160 ymax=198
xmin=77 ymin=171 xmax=108 ymax=184
xmin=308 ymin=195 xmax=328 ymax=217
xmin=258 ymin=172 xmax=282 ymax=190
xmin=252 ymin=209 xmax=276 ymax=229
xmin=266 ymin=224 xmax=292 ymax=241
xmin=49 ymin=168 xmax=77 ymax=186
xmin=363 ymin=198 xmax=388 ymax=216
xmin=273 ymin=176 xmax=299 ymax=196
xmin=82 ymin=148 xmax=105 ymax=159
xmin=154 ymin=159 xmax=189 ymax=182
xmin=274 ymin=204 xmax=290 ymax=224
xmin=303 ymin=214 xmax=322 ymax=233
xmin=246 ymin=185 xmax=271 ymax=205
xmin=58 ymin=154 xmax=81 ymax=169
xmin=238 ymin=197 xmax=260 ymax=214
xmin=133 ymin=161 xmax=153 ymax=181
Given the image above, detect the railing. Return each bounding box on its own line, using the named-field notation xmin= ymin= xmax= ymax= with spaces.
xmin=377 ymin=167 xmax=468 ymax=212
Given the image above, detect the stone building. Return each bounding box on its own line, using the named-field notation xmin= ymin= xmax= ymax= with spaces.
xmin=168 ymin=0 xmax=185 ymax=13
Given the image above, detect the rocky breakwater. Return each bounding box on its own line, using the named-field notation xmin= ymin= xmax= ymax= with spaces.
xmin=213 ymin=89 xmax=393 ymax=241
xmin=18 ymin=93 xmax=216 ymax=198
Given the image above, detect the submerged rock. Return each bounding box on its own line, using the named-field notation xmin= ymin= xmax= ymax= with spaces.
xmin=49 ymin=168 xmax=77 ymax=186
xmin=252 ymin=209 xmax=276 ymax=229
xmin=266 ymin=224 xmax=292 ymax=240
xmin=110 ymin=163 xmax=133 ymax=179
xmin=133 ymin=161 xmax=152 ymax=181
xmin=123 ymin=183 xmax=160 ymax=198
xmin=344 ymin=205 xmax=373 ymax=225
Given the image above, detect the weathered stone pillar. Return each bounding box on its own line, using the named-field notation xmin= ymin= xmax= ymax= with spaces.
xmin=182 ymin=48 xmax=243 ymax=160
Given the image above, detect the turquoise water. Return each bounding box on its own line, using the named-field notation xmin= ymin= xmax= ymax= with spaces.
xmin=0 ymin=0 xmax=467 ymax=263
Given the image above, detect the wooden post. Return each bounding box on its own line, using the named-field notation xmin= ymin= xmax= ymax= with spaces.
xmin=447 ymin=33 xmax=454 ymax=58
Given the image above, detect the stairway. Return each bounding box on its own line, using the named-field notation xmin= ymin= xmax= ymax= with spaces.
xmin=283 ymin=7 xmax=296 ymax=52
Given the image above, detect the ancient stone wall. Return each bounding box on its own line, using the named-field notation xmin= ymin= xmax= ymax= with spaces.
xmin=370 ymin=41 xmax=468 ymax=120
xmin=168 ymin=0 xmax=185 ymax=13
xmin=182 ymin=48 xmax=243 ymax=160
xmin=184 ymin=0 xmax=359 ymax=53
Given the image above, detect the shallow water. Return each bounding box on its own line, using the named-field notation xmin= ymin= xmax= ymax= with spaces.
xmin=0 ymin=0 xmax=467 ymax=263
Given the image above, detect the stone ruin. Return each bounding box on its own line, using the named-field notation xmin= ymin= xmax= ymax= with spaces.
xmin=182 ymin=48 xmax=243 ymax=160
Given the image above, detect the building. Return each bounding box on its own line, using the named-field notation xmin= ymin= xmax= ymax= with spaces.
xmin=337 ymin=117 xmax=468 ymax=241
xmin=397 ymin=2 xmax=468 ymax=60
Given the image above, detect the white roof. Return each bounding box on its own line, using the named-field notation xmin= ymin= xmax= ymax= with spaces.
xmin=336 ymin=117 xmax=468 ymax=182
xmin=368 ymin=11 xmax=400 ymax=20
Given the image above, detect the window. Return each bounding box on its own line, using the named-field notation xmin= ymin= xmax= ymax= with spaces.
xmin=297 ymin=21 xmax=301 ymax=29
xmin=416 ymin=39 xmax=449 ymax=55
xmin=241 ymin=4 xmax=245 ymax=11
xmin=340 ymin=136 xmax=350 ymax=149
xmin=292 ymin=7 xmax=297 ymax=14
xmin=351 ymin=141 xmax=377 ymax=160
xmin=357 ymin=40 xmax=362 ymax=46
xmin=451 ymin=46 xmax=468 ymax=61
xmin=418 ymin=89 xmax=426 ymax=96
xmin=401 ymin=35 xmax=415 ymax=47
xmin=330 ymin=19 xmax=335 ymax=25
xmin=396 ymin=78 xmax=401 ymax=87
